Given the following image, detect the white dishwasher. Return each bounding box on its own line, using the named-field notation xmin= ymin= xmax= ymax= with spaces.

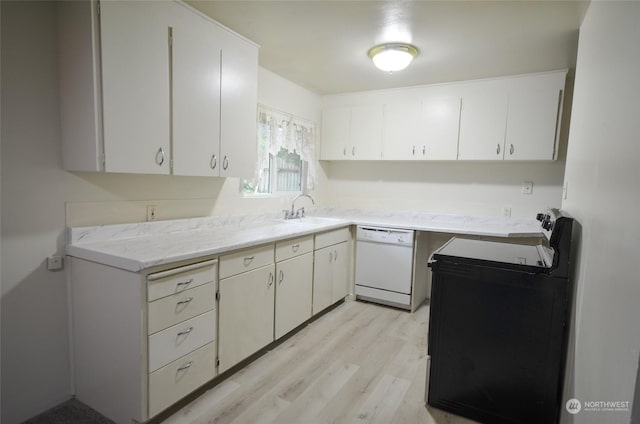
xmin=355 ymin=226 xmax=414 ymax=310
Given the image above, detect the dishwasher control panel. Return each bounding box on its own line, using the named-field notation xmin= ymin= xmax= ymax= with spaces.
xmin=356 ymin=226 xmax=414 ymax=245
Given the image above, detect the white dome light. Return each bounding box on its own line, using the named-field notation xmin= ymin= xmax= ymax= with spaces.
xmin=368 ymin=43 xmax=418 ymax=73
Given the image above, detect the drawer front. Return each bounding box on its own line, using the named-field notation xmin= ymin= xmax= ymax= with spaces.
xmin=148 ymin=310 xmax=216 ymax=373
xmin=148 ymin=283 xmax=215 ymax=335
xmin=219 ymin=244 xmax=274 ymax=279
xmin=148 ymin=342 xmax=216 ymax=418
xmin=275 ymin=235 xmax=314 ymax=262
xmin=147 ymin=261 xmax=216 ymax=302
xmin=315 ymin=227 xmax=350 ymax=250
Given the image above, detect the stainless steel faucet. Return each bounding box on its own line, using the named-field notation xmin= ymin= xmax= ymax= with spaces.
xmin=283 ymin=193 xmax=315 ymax=219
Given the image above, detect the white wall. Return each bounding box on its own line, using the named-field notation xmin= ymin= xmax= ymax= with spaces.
xmin=0 ymin=3 xmax=321 ymax=423
xmin=561 ymin=2 xmax=640 ymax=423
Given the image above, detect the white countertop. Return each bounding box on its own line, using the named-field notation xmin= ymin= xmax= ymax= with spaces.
xmin=66 ymin=208 xmax=543 ymax=272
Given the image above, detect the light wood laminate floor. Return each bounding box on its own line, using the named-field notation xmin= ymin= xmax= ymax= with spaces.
xmin=163 ymin=300 xmax=477 ymax=424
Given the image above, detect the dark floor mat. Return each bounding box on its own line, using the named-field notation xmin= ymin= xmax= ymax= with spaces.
xmin=23 ymin=399 xmax=115 ymax=424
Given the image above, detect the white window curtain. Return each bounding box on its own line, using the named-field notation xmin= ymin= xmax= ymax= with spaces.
xmin=254 ymin=104 xmax=316 ymax=191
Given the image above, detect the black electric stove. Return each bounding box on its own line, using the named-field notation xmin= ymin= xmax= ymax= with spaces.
xmin=426 ymin=209 xmax=573 ymax=424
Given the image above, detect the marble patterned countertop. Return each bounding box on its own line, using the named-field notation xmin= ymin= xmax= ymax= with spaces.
xmin=66 ymin=208 xmax=543 ymax=272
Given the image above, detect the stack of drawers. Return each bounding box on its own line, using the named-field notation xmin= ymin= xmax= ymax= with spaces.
xmin=146 ymin=260 xmax=218 ymax=417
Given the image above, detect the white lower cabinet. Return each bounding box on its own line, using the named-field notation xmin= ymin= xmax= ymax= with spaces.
xmin=218 ymin=245 xmax=276 ymax=373
xmin=70 ymin=258 xmax=217 ymax=424
xmin=275 ymin=236 xmax=314 ymax=339
xmin=313 ymin=228 xmax=351 ymax=314
xmin=69 ymin=228 xmax=353 ymax=424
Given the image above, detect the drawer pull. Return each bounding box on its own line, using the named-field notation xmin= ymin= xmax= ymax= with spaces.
xmin=177 ymin=327 xmax=193 ymax=337
xmin=177 ymin=361 xmax=193 ymax=372
xmin=176 ymin=297 xmax=193 ymax=306
xmin=176 ymin=279 xmax=193 ymax=289
xmin=243 ymin=256 xmax=255 ymax=266
xmin=291 ymin=244 xmax=300 ymax=252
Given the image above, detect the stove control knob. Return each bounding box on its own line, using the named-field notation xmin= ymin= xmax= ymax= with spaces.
xmin=536 ymin=213 xmax=545 ymax=221
xmin=542 ymin=219 xmax=554 ymax=231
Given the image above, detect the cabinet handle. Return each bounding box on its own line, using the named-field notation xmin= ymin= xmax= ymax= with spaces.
xmin=177 ymin=361 xmax=193 ymax=372
xmin=510 ymin=144 xmax=514 ymax=155
xmin=222 ymin=156 xmax=229 ymax=170
xmin=210 ymin=154 xmax=217 ymax=170
xmin=279 ymin=269 xmax=284 ymax=284
xmin=243 ymin=256 xmax=255 ymax=266
xmin=177 ymin=327 xmax=193 ymax=337
xmin=155 ymin=148 xmax=165 ymax=166
xmin=291 ymin=244 xmax=300 ymax=252
xmin=423 ymin=146 xmax=426 ymax=155
xmin=176 ymin=279 xmax=193 ymax=290
xmin=268 ymin=272 xmax=274 ymax=288
xmin=329 ymin=251 xmax=333 ymax=263
xmin=352 ymin=146 xmax=356 ymax=156
xmin=334 ymin=249 xmax=338 ymax=261
xmin=343 ymin=147 xmax=347 ymax=156
xmin=412 ymin=146 xmax=415 ymax=155
xmin=496 ymin=144 xmax=501 ymax=155
xmin=176 ymin=297 xmax=193 ymax=305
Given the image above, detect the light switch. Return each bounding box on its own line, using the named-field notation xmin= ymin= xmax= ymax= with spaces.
xmin=521 ymin=181 xmax=534 ymax=195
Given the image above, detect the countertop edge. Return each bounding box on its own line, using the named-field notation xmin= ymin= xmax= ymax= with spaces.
xmin=65 ymin=217 xmax=542 ymax=273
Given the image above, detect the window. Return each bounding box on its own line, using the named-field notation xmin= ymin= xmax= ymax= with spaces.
xmin=243 ymin=104 xmax=316 ymax=195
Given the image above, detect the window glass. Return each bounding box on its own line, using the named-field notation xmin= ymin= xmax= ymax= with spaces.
xmin=243 ymin=105 xmax=315 ymax=195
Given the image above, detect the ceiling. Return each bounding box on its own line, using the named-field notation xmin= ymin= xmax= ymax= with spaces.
xmin=186 ymin=1 xmax=589 ymax=95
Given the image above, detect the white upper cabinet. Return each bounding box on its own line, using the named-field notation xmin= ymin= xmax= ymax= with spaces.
xmin=171 ymin=4 xmax=222 ymax=177
xmin=320 ymin=105 xmax=383 ymax=160
xmin=58 ymin=1 xmax=258 ymax=177
xmin=382 ymin=97 xmax=460 ymax=160
xmin=219 ymin=29 xmax=259 ymax=178
xmin=350 ymin=105 xmax=383 ymax=160
xmin=458 ymin=92 xmax=508 ymax=160
xmin=320 ymin=107 xmax=351 ymax=160
xmin=382 ymin=101 xmax=422 ymax=160
xmin=421 ymin=96 xmax=461 ymax=160
xmin=504 ymin=72 xmax=565 ymax=161
xmin=321 ymin=70 xmax=566 ymax=162
xmin=99 ymin=1 xmax=172 ymax=174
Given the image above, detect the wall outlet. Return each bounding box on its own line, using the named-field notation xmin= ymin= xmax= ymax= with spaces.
xmin=147 ymin=205 xmax=157 ymax=221
xmin=521 ymin=181 xmax=534 ymax=195
xmin=47 ymin=255 xmax=64 ymax=271
xmin=502 ymin=207 xmax=512 ymax=217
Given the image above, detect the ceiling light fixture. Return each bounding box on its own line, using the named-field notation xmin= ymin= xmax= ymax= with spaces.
xmin=368 ymin=43 xmax=418 ymax=73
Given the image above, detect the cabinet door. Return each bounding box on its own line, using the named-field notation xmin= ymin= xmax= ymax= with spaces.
xmin=99 ymin=1 xmax=171 ymax=174
xmin=218 ymin=264 xmax=275 ymax=373
xmin=275 ymin=253 xmax=313 ymax=339
xmin=458 ymin=93 xmax=508 ymax=160
xmin=422 ymin=97 xmax=461 ymax=160
xmin=320 ymin=107 xmax=351 ymax=160
xmin=313 ymin=246 xmax=333 ymax=314
xmin=382 ymin=101 xmax=422 ymax=160
xmin=504 ymin=72 xmax=565 ymax=161
xmin=351 ymin=105 xmax=383 ymax=160
xmin=219 ymin=31 xmax=258 ymax=178
xmin=172 ymin=6 xmax=222 ymax=176
xmin=330 ymin=241 xmax=350 ymax=304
